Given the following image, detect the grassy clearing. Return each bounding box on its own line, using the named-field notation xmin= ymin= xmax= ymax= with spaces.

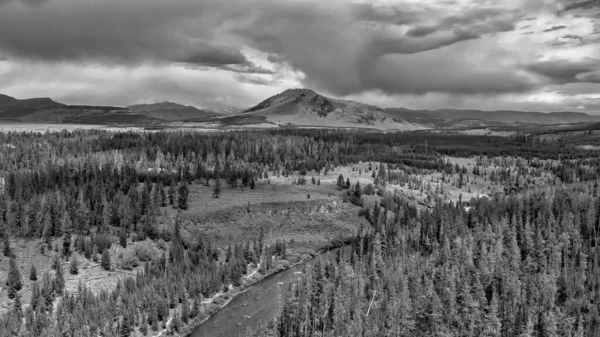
xmin=0 ymin=237 xmax=142 ymax=317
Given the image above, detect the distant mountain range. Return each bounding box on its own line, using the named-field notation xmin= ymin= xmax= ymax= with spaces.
xmin=237 ymin=89 xmax=600 ymax=129
xmin=128 ymin=102 xmax=218 ymax=121
xmin=0 ymin=90 xmax=599 ymax=130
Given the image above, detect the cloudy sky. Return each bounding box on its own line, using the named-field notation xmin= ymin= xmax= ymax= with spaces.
xmin=0 ymin=0 xmax=599 ymax=113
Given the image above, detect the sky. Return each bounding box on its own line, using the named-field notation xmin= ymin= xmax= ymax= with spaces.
xmin=0 ymin=0 xmax=599 ymax=113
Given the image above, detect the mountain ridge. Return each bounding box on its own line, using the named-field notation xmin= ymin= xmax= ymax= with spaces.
xmin=128 ymin=101 xmax=219 ymax=121
xmin=0 ymin=90 xmax=598 ymax=128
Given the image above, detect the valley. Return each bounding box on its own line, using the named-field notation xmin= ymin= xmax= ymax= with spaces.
xmin=0 ymin=129 xmax=599 ymax=336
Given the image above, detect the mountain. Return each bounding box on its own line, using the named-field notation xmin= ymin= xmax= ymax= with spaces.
xmin=0 ymin=93 xmax=158 ymax=124
xmin=2 ymin=90 xmax=599 ymax=128
xmin=0 ymin=94 xmax=65 ymax=119
xmin=127 ymin=102 xmax=219 ymax=121
xmin=236 ymin=88 xmax=600 ymax=129
xmin=239 ymin=89 xmax=425 ymax=130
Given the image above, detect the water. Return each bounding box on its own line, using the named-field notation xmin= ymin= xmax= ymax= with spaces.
xmin=189 ymin=245 xmax=349 ymax=337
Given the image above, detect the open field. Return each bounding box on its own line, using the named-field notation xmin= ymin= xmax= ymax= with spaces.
xmin=0 ymin=123 xmax=145 ymax=133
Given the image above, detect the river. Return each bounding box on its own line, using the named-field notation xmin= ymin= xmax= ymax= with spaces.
xmin=189 ymin=245 xmax=349 ymax=337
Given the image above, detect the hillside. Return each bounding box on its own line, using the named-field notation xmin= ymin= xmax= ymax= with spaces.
xmin=241 ymin=89 xmax=425 ymax=130
xmin=128 ymin=101 xmax=219 ymax=121
xmin=0 ymin=94 xmax=65 ymax=119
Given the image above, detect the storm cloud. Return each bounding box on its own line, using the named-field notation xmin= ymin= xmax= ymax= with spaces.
xmin=526 ymin=58 xmax=600 ymax=83
xmin=0 ymin=0 xmax=598 ymax=112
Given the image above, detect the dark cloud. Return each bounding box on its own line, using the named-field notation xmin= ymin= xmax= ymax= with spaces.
xmin=351 ymin=3 xmax=419 ymax=26
xmin=0 ymin=0 xmax=592 ymax=103
xmin=406 ymin=26 xmax=439 ymax=37
xmin=406 ymin=8 xmax=517 ymax=37
xmin=219 ymin=61 xmax=275 ymax=74
xmin=577 ymin=71 xmax=600 ymax=82
xmin=563 ymin=0 xmax=600 ymax=11
xmin=543 ymin=25 xmax=567 ymax=32
xmin=525 ymin=58 xmax=600 ymax=83
xmin=235 ymin=74 xmax=279 ymax=86
xmin=365 ymin=43 xmax=536 ymax=96
xmin=0 ymin=0 xmax=50 ymax=5
xmin=226 ymin=2 xmax=530 ymax=96
xmin=177 ymin=44 xmax=247 ymax=66
xmin=0 ymin=0 xmax=248 ymax=67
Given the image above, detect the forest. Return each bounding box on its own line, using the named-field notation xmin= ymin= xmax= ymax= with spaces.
xmin=0 ymin=128 xmax=599 ymax=336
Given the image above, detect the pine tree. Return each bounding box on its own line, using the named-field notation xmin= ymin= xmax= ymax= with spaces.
xmin=140 ymin=314 xmax=148 ymax=335
xmin=12 ymin=291 xmax=22 ymax=319
xmin=181 ymin=295 xmax=190 ymax=324
xmin=336 ymin=174 xmax=345 ymax=189
xmin=3 ymin=235 xmax=11 ymax=257
xmin=29 ymin=264 xmax=37 ymax=281
xmin=120 ymin=314 xmax=131 ymax=337
xmin=190 ymin=296 xmax=200 ymax=318
xmin=168 ymin=179 xmax=176 ymax=205
xmin=102 ymin=197 xmax=112 ymax=232
xmin=177 ymin=181 xmax=189 ymax=210
xmin=119 ymin=229 xmax=127 ymax=248
xmin=6 ymin=257 xmax=22 ymax=299
xmin=213 ymin=178 xmax=222 ymax=198
xmin=69 ymin=256 xmax=79 ymax=275
xmin=101 ymin=250 xmax=111 ymax=271
xmin=159 ymin=182 xmax=167 ymax=207
xmin=54 ymin=257 xmax=65 ymax=295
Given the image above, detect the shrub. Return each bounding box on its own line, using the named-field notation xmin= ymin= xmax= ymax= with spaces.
xmin=363 ymin=183 xmax=376 ymax=195
xmin=348 ymin=195 xmax=364 ymax=207
xmin=117 ymin=250 xmax=139 ymax=270
xmin=94 ymin=234 xmax=113 ymax=254
xmin=156 ymin=239 xmax=168 ymax=251
xmin=134 ymin=240 xmax=160 ymax=262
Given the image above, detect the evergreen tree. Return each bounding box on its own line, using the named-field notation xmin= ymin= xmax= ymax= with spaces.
xmin=12 ymin=291 xmax=22 ymax=320
xmin=336 ymin=174 xmax=345 ymax=189
xmin=120 ymin=315 xmax=131 ymax=337
xmin=3 ymin=235 xmax=11 ymax=257
xmin=69 ymin=256 xmax=79 ymax=275
xmin=213 ymin=178 xmax=222 ymax=198
xmin=61 ymin=209 xmax=72 ymax=257
xmin=54 ymin=257 xmax=65 ymax=295
xmin=101 ymin=250 xmax=111 ymax=271
xmin=181 ymin=295 xmax=190 ymax=324
xmin=177 ymin=181 xmax=189 ymax=210
xmin=140 ymin=314 xmax=148 ymax=335
xmin=6 ymin=257 xmax=22 ymax=299
xmin=29 ymin=264 xmax=37 ymax=281
xmin=168 ymin=179 xmax=176 ymax=205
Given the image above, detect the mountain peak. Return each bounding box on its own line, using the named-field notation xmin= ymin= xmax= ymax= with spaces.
xmin=244 ymin=88 xmax=335 ymax=116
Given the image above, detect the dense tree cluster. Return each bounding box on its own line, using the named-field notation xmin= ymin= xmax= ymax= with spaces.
xmin=0 ymin=129 xmax=599 ymax=336
xmin=266 ymin=184 xmax=600 ymax=336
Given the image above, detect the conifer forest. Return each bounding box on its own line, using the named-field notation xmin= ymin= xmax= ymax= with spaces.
xmin=0 ymin=129 xmax=600 ymax=337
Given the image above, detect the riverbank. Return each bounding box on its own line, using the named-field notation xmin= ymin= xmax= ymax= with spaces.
xmin=153 ymin=238 xmax=354 ymax=337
